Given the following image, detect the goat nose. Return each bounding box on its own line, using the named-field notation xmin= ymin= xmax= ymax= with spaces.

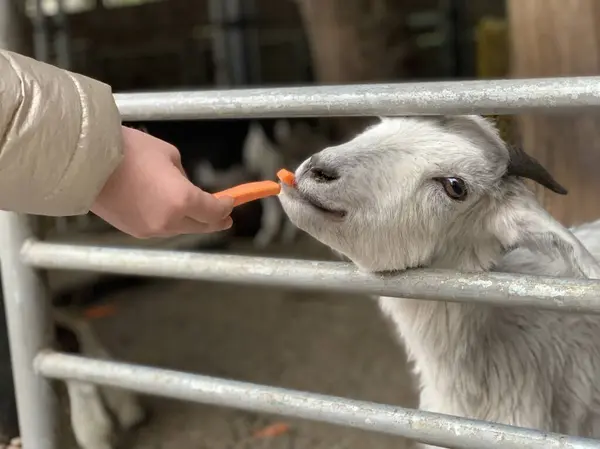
xmin=308 ymin=156 xmax=339 ymax=183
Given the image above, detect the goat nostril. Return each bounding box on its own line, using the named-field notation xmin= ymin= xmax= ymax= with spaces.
xmin=309 ymin=166 xmax=339 ymax=183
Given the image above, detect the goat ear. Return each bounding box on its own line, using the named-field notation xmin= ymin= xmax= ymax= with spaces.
xmin=490 ymin=200 xmax=600 ymax=278
xmin=505 ymin=146 xmax=568 ymax=195
xmin=437 ymin=115 xmax=568 ymax=195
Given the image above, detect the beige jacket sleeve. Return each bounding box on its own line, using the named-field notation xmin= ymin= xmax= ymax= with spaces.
xmin=0 ymin=50 xmax=124 ymax=216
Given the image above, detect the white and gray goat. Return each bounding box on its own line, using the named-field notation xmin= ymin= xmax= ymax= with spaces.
xmin=54 ymin=309 xmax=147 ymax=449
xmin=279 ymin=115 xmax=600 ymax=447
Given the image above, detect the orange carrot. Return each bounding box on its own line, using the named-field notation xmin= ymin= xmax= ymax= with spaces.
xmin=277 ymin=168 xmax=295 ymax=186
xmin=83 ymin=303 xmax=118 ymax=320
xmin=252 ymin=422 xmax=291 ymax=439
xmin=214 ymin=180 xmax=281 ymax=207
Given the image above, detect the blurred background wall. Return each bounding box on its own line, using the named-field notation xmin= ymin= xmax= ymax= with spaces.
xmin=2 ymin=2 xmax=600 ymax=448
xmin=14 ymin=0 xmax=596 ymax=225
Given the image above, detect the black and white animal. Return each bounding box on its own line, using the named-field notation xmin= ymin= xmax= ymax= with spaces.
xmin=279 ymin=115 xmax=600 ymax=447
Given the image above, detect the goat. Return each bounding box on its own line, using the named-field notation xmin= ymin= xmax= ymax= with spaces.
xmin=0 ymin=300 xmax=146 ymax=449
xmin=54 ymin=309 xmax=147 ymax=449
xmin=279 ymin=115 xmax=600 ymax=448
xmin=0 ymin=270 xmax=150 ymax=449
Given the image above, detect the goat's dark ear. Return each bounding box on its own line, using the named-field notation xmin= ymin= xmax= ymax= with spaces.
xmin=505 ymin=146 xmax=568 ymax=195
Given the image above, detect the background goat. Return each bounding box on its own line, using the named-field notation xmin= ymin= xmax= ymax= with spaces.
xmin=0 ymin=295 xmax=147 ymax=449
xmin=195 ymin=118 xmax=329 ymax=247
xmin=279 ymin=115 xmax=600 ymax=448
xmin=54 ymin=310 xmax=147 ymax=449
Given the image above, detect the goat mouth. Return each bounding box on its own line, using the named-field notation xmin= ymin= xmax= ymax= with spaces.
xmin=285 ymin=185 xmax=347 ymax=219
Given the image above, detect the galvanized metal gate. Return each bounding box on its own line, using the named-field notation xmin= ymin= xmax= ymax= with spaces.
xmin=4 ymin=78 xmax=600 ymax=449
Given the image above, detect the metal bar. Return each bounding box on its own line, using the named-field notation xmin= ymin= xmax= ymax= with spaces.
xmin=0 ymin=214 xmax=58 ymax=449
xmin=223 ymin=0 xmax=248 ymax=85
xmin=208 ymin=0 xmax=231 ymax=85
xmin=53 ymin=0 xmax=72 ymax=70
xmin=32 ymin=0 xmax=49 ymax=62
xmin=0 ymin=1 xmax=29 ymax=443
xmin=114 ymin=76 xmax=600 ymax=120
xmin=0 ymin=0 xmax=25 ymax=52
xmin=242 ymin=0 xmax=262 ymax=85
xmin=35 ymin=351 xmax=600 ymax=449
xmin=22 ymin=241 xmax=600 ymax=314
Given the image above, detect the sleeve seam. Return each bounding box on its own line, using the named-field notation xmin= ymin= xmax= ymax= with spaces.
xmin=0 ymin=53 xmax=26 ymax=160
xmin=42 ymin=71 xmax=87 ymax=201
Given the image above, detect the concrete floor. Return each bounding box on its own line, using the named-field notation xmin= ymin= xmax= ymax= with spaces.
xmin=78 ymin=235 xmax=418 ymax=449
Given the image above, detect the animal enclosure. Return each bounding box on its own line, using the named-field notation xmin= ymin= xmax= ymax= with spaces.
xmin=4 ymin=78 xmax=600 ymax=449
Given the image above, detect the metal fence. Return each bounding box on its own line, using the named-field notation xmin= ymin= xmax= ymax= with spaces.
xmin=3 ymin=78 xmax=600 ymax=449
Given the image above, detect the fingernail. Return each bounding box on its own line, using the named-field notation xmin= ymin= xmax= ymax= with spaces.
xmin=224 ymin=217 xmax=233 ymax=229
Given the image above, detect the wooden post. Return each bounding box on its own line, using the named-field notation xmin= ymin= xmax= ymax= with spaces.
xmin=508 ymin=0 xmax=600 ymax=226
xmin=296 ymin=0 xmax=413 ymax=141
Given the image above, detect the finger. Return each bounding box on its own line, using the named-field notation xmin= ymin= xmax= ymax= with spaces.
xmin=184 ymin=183 xmax=234 ymax=223
xmin=168 ymin=216 xmax=233 ymax=236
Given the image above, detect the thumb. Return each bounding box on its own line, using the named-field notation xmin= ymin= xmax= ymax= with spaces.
xmin=184 ymin=180 xmax=234 ymax=223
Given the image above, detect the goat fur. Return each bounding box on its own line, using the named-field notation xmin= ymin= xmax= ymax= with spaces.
xmin=54 ymin=310 xmax=146 ymax=449
xmin=278 ymin=115 xmax=600 ymax=448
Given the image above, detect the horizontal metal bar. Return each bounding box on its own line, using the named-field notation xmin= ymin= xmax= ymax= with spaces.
xmin=114 ymin=76 xmax=600 ymax=120
xmin=22 ymin=240 xmax=600 ymax=314
xmin=35 ymin=351 xmax=600 ymax=449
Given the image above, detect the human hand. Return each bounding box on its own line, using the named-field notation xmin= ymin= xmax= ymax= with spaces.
xmin=91 ymin=126 xmax=234 ymax=238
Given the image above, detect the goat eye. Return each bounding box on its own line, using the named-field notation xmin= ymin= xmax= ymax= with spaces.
xmin=436 ymin=177 xmax=467 ymax=201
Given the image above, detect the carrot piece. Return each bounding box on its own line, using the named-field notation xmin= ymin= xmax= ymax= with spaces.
xmin=277 ymin=168 xmax=296 ymax=186
xmin=213 ymin=180 xmax=281 ymax=207
xmin=252 ymin=422 xmax=291 ymax=439
xmin=83 ymin=303 xmax=118 ymax=320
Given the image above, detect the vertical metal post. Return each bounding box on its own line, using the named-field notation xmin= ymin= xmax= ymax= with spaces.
xmin=208 ymin=0 xmax=230 ymax=85
xmin=441 ymin=0 xmax=459 ymax=78
xmin=450 ymin=0 xmax=477 ymax=78
xmin=0 ymin=212 xmax=58 ymax=449
xmin=33 ymin=0 xmax=50 ymax=62
xmin=53 ymin=0 xmax=72 ymax=69
xmin=0 ymin=1 xmax=28 ymax=444
xmin=242 ymin=0 xmax=261 ymax=85
xmin=0 ymin=0 xmax=25 ymax=52
xmin=223 ymin=0 xmax=247 ymax=85
xmin=208 ymin=0 xmax=250 ymax=86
